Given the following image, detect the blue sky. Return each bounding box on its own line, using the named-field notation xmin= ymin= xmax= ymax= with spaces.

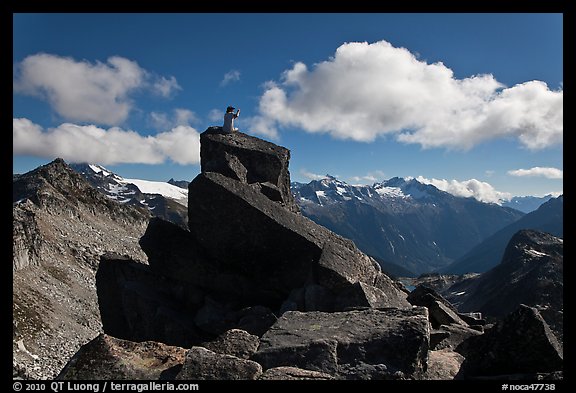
xmin=13 ymin=13 xmax=563 ymax=202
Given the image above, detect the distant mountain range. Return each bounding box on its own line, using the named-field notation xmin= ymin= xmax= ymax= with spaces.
xmin=501 ymin=194 xmax=555 ymax=213
xmin=441 ymin=195 xmax=563 ymax=274
xmin=69 ymin=163 xmax=189 ymax=228
xmin=291 ymin=176 xmax=524 ymax=275
xmin=43 ymin=163 xmax=560 ymax=277
xmin=13 ymin=139 xmax=562 ymax=380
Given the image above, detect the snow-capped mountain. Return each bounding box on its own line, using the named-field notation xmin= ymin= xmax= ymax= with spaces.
xmin=291 ymin=176 xmax=525 ymax=275
xmin=293 ymin=175 xmax=447 ymax=208
xmin=70 ymin=163 xmax=189 ymax=228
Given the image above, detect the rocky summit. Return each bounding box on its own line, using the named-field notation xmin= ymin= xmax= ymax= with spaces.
xmin=13 ymin=159 xmax=150 ymax=379
xmin=50 ymin=129 xmax=563 ymax=381
xmin=445 ymin=229 xmax=564 ymax=344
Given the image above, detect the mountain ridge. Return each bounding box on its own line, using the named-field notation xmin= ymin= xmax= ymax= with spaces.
xmin=444 ymin=229 xmax=563 ymax=344
xmin=69 ymin=163 xmax=189 ymax=229
xmin=13 ymin=158 xmax=151 ymax=379
xmin=292 ymin=176 xmax=524 ymax=275
xmin=441 ymin=195 xmax=563 ymax=274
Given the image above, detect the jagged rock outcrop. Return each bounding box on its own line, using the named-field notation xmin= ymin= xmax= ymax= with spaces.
xmin=408 ymin=285 xmax=459 ymax=313
xmin=252 ymin=308 xmax=430 ymax=379
xmin=56 ymin=334 xmax=186 ymax=380
xmin=13 ymin=159 xmax=150 ymax=379
xmin=186 ymin=170 xmax=409 ymax=310
xmin=13 ymin=204 xmax=45 ymax=271
xmin=446 ymin=230 xmax=563 ymax=343
xmin=456 ymin=305 xmax=563 ymax=378
xmin=201 ymin=128 xmax=299 ymax=213
xmin=141 ymin=130 xmax=409 ymax=314
xmin=54 ymin=130 xmax=563 ymax=381
xmin=407 ymin=285 xmax=478 ymax=329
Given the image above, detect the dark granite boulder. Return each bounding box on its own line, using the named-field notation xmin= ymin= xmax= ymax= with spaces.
xmin=57 ymin=334 xmax=186 ymax=380
xmin=201 ymin=329 xmax=260 ymax=360
xmin=428 ymin=301 xmax=468 ymax=328
xmin=422 ymin=349 xmax=465 ymax=380
xmin=187 ymin=171 xmax=407 ymax=309
xmin=456 ymin=304 xmax=563 ymax=377
xmin=176 ymin=347 xmax=262 ymax=380
xmin=252 ymin=308 xmax=430 ymax=379
xmin=232 ymin=306 xmax=278 ymax=337
xmin=334 ymin=282 xmax=399 ymax=310
xmin=407 ymin=284 xmax=468 ymax=328
xmin=430 ymin=324 xmax=483 ymax=350
xmin=408 ymin=284 xmax=460 ymax=314
xmin=200 ymin=129 xmax=299 ymax=213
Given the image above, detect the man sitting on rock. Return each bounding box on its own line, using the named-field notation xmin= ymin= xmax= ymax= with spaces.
xmin=223 ymin=106 xmax=240 ymax=133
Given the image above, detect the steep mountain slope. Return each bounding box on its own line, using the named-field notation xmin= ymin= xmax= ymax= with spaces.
xmin=70 ymin=163 xmax=189 ymax=228
xmin=502 ymin=195 xmax=554 ymax=213
xmin=370 ymin=255 xmax=415 ymax=279
xmin=13 ymin=158 xmax=151 ymax=379
xmin=292 ymin=176 xmax=524 ymax=275
xmin=444 ymin=230 xmax=563 ymax=343
xmin=441 ymin=195 xmax=563 ymax=274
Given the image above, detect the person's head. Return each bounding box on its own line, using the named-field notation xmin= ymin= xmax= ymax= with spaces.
xmin=226 ymin=106 xmax=235 ymax=113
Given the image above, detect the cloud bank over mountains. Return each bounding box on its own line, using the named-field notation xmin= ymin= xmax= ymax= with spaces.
xmin=415 ymin=176 xmax=512 ymax=204
xmin=13 ymin=43 xmax=562 ymax=187
xmin=13 ymin=118 xmax=200 ymax=165
xmin=251 ymin=40 xmax=562 ymax=151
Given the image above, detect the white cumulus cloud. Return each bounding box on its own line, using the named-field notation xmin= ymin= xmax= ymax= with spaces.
xmin=220 ymin=70 xmax=241 ymax=86
xmin=13 ymin=53 xmax=181 ymax=126
xmin=245 ymin=115 xmax=280 ymax=139
xmin=149 ymin=108 xmax=198 ymax=130
xmin=300 ymin=169 xmax=326 ymax=181
xmin=507 ymin=166 xmax=563 ymax=179
xmin=153 ymin=75 xmax=181 ymax=97
xmin=349 ymin=170 xmax=386 ymax=184
xmin=13 ymin=118 xmax=200 ymax=165
xmin=254 ymin=41 xmax=562 ymax=150
xmin=416 ymin=176 xmax=511 ymax=204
